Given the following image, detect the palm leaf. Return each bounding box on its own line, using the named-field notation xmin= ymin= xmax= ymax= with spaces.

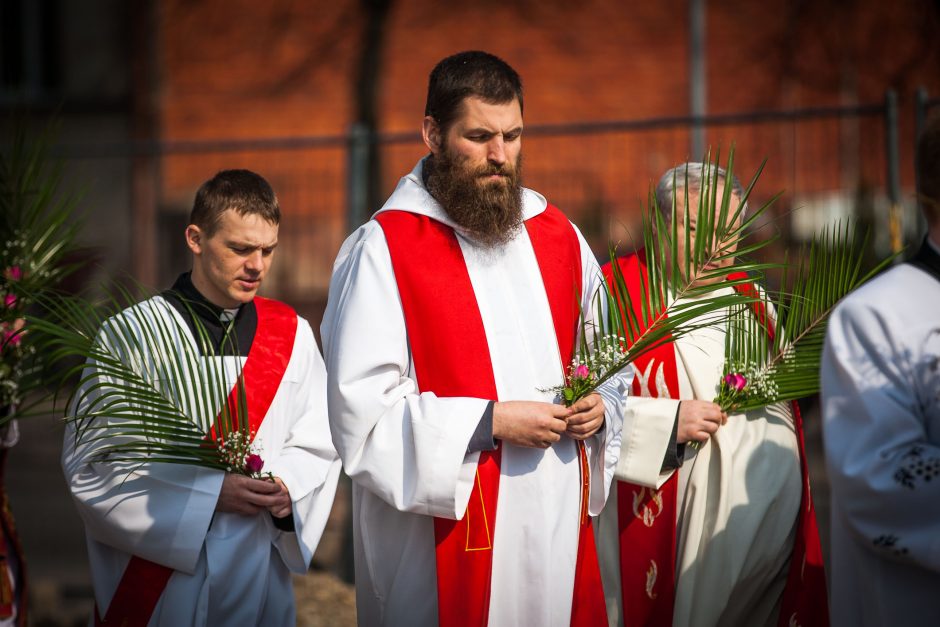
xmin=1 ymin=121 xmax=83 ymax=418
xmin=563 ymin=147 xmax=782 ymax=402
xmin=27 ymin=284 xmax=250 ymax=470
xmin=718 ymin=221 xmax=895 ymax=412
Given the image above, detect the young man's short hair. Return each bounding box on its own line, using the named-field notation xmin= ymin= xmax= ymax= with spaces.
xmin=189 ymin=169 xmax=280 ymax=236
xmin=424 ymin=50 xmax=523 ymax=136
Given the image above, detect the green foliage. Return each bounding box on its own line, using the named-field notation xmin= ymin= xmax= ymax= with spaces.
xmin=557 ymin=148 xmax=780 ymax=404
xmin=0 ymin=123 xmax=81 ymax=416
xmin=29 ymin=284 xmax=252 ymax=470
xmin=718 ymin=222 xmax=895 ymax=412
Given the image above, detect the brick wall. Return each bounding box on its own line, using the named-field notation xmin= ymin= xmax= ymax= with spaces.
xmin=152 ymin=0 xmax=940 ymax=297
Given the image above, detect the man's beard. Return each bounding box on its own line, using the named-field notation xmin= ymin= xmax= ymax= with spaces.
xmin=425 ymin=148 xmax=524 ymax=248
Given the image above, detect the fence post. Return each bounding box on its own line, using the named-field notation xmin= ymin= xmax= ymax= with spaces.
xmin=347 ymin=123 xmax=370 ymax=233
xmin=914 ymin=87 xmax=929 ymax=236
xmin=884 ymin=89 xmax=903 ymax=254
xmin=689 ymin=0 xmax=707 ymax=159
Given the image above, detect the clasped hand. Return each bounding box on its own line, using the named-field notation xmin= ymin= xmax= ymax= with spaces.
xmin=216 ymin=474 xmax=292 ymax=518
xmin=492 ymin=393 xmax=605 ymax=449
xmin=676 ymin=400 xmax=727 ymax=444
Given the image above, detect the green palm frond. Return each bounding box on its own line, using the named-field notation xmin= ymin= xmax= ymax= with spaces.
xmin=717 ymin=221 xmax=894 ymax=412
xmin=562 ymin=148 xmax=782 ymax=403
xmin=28 ymin=284 xmax=250 ymax=470
xmin=0 ymin=122 xmax=82 ymax=297
xmin=1 ymin=121 xmax=83 ymax=417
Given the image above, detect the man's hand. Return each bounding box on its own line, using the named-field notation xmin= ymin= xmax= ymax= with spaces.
xmin=567 ymin=393 xmax=605 ymax=440
xmin=216 ymin=474 xmax=289 ymax=516
xmin=269 ymin=477 xmax=292 ymax=519
xmin=492 ymin=401 xmax=571 ymax=449
xmin=677 ymin=400 xmax=727 ymax=444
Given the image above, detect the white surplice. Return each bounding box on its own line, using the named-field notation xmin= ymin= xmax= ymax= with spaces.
xmin=822 ymin=261 xmax=940 ymax=627
xmin=321 ymin=159 xmax=630 ymax=626
xmin=61 ymin=296 xmax=342 ymax=626
xmin=595 ymin=289 xmax=802 ymax=627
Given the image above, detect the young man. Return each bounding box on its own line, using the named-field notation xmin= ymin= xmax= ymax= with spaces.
xmin=594 ymin=163 xmax=828 ymax=627
xmin=62 ymin=170 xmax=341 ymax=626
xmin=822 ymin=118 xmax=940 ymax=626
xmin=321 ymin=51 xmax=630 ymax=625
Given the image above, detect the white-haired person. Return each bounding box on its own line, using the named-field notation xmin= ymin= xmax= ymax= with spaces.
xmin=594 ymin=162 xmax=829 ymax=627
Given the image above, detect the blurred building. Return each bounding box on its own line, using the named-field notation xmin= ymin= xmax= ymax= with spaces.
xmin=5 ymin=0 xmax=940 ymax=305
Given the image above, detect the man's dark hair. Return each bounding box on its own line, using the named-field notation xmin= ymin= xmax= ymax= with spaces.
xmin=917 ymin=116 xmax=940 ymax=223
xmin=189 ymin=169 xmax=280 ymax=236
xmin=424 ymin=51 xmax=523 ymax=135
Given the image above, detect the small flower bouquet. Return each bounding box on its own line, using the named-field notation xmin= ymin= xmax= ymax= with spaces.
xmin=218 ymin=430 xmax=274 ymax=481
xmin=551 ymin=335 xmax=625 ymax=406
xmin=710 ymin=222 xmax=892 ymax=417
xmin=714 ymin=371 xmax=748 ymax=410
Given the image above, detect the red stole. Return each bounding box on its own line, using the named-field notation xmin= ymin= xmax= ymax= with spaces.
xmin=604 ymin=253 xmax=829 ymax=627
xmin=95 ymin=296 xmax=297 ymax=626
xmin=376 ymin=205 xmax=607 ymax=627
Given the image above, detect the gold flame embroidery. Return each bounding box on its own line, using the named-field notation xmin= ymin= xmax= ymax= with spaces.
xmin=632 ymin=487 xmax=664 ymax=527
xmin=645 ymin=560 xmax=658 ymax=599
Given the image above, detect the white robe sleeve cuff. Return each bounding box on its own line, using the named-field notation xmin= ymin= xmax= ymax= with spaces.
xmin=614 ymin=397 xmax=680 ymax=488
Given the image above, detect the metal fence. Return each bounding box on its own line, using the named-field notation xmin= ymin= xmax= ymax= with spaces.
xmin=54 ymin=89 xmax=924 ymax=320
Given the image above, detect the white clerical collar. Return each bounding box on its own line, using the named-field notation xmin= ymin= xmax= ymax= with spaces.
xmin=220 ymin=307 xmax=239 ymax=322
xmin=373 ymin=157 xmax=548 ymax=230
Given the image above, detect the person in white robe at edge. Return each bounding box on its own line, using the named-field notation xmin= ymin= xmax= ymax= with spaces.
xmin=594 ymin=164 xmax=826 ymax=627
xmin=62 ymin=170 xmax=342 ymax=626
xmin=822 ymin=116 xmax=940 ymax=626
xmin=321 ymin=51 xmax=631 ymax=626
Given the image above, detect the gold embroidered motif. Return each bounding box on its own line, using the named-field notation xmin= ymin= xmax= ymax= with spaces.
xmin=465 ymin=470 xmax=492 ymax=551
xmin=634 ymin=360 xmax=657 ymax=397
xmin=645 ymin=560 xmax=658 ymax=599
xmin=654 ymin=360 xmax=670 ymax=398
xmin=632 ymin=487 xmax=664 ymax=527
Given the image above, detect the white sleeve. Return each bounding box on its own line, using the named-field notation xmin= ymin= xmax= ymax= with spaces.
xmin=61 ymin=353 xmax=223 ymax=574
xmin=265 ymin=319 xmax=342 ymax=572
xmin=615 ymin=396 xmax=681 ymax=488
xmin=822 ymin=297 xmax=940 ymax=572
xmin=321 ymin=223 xmax=486 ymax=520
xmin=575 ymin=230 xmax=630 ymax=514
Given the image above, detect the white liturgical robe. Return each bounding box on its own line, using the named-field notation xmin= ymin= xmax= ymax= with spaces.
xmin=321 ymin=159 xmax=630 ymax=626
xmin=822 ymin=258 xmax=940 ymax=627
xmin=62 ymin=296 xmax=342 ymax=626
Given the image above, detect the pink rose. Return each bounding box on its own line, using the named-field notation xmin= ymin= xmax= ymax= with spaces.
xmin=1 ymin=325 xmax=21 ymax=347
xmin=3 ymin=267 xmax=22 ymax=282
xmin=3 ymin=293 xmax=16 ymax=309
xmin=724 ymin=373 xmax=747 ymax=392
xmin=245 ymin=454 xmax=264 ymax=474
xmin=573 ymin=364 xmax=591 ymax=379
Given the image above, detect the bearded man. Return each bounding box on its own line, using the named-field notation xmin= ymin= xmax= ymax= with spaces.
xmin=321 ymin=51 xmax=630 ymax=626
